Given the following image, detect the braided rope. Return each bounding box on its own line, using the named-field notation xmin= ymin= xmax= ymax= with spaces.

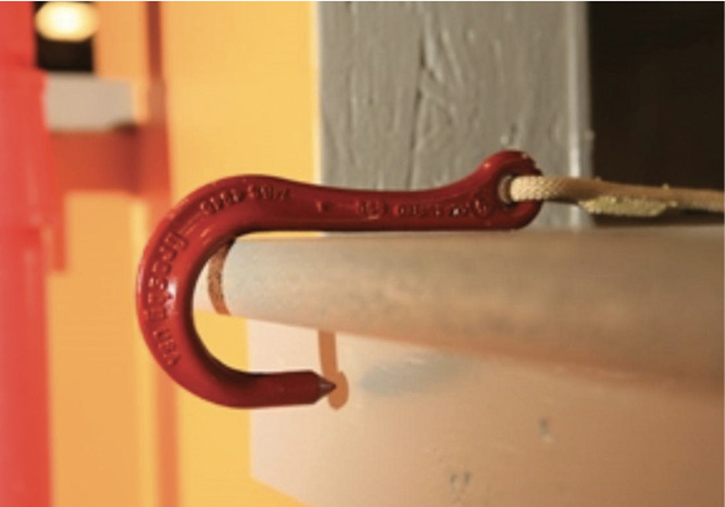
xmin=508 ymin=176 xmax=725 ymax=217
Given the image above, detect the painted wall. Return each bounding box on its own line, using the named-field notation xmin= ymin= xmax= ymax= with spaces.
xmin=319 ymin=2 xmax=592 ymax=229
xmin=161 ymin=4 xmax=313 ymax=506
xmin=48 ymin=3 xmax=314 ymax=506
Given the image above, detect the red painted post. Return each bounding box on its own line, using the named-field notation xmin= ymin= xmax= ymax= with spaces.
xmin=0 ymin=3 xmax=54 ymax=506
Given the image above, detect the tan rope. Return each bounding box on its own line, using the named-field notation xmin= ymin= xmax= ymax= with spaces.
xmin=508 ymin=176 xmax=725 ymax=217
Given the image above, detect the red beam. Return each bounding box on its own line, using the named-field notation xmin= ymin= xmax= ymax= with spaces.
xmin=0 ymin=3 xmax=54 ymax=506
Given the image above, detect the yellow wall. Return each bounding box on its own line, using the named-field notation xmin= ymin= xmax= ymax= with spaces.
xmin=49 ymin=3 xmax=314 ymax=506
xmin=92 ymin=1 xmax=150 ymax=121
xmin=49 ymin=193 xmax=149 ymax=507
xmin=161 ymin=4 xmax=314 ymax=504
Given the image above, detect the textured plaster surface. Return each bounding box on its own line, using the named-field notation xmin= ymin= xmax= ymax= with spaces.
xmin=319 ymin=2 xmax=592 ymax=227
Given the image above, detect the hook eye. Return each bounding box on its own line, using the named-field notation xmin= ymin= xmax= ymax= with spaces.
xmin=136 ymin=150 xmax=542 ymax=408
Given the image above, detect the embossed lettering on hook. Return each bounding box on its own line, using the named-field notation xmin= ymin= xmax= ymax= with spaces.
xmin=136 ymin=150 xmax=542 ymax=408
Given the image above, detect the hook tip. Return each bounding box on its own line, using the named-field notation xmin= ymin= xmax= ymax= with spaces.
xmin=318 ymin=376 xmax=337 ymax=398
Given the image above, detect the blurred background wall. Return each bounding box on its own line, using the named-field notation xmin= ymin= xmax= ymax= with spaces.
xmin=43 ymin=3 xmax=312 ymax=506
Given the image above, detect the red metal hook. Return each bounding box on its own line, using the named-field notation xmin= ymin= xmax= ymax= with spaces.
xmin=136 ymin=150 xmax=542 ymax=408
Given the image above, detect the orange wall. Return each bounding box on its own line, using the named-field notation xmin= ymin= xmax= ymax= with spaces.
xmin=48 ymin=3 xmax=315 ymax=506
xmin=48 ymin=190 xmax=149 ymax=507
xmin=160 ymin=4 xmax=314 ymax=505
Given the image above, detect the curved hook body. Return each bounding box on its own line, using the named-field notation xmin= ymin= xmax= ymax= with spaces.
xmin=136 ymin=150 xmax=542 ymax=408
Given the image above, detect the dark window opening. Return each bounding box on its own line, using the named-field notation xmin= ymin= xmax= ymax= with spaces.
xmin=589 ymin=2 xmax=723 ymax=192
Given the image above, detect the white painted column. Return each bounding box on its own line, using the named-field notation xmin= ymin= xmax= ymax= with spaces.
xmin=319 ymin=2 xmax=592 ymax=228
